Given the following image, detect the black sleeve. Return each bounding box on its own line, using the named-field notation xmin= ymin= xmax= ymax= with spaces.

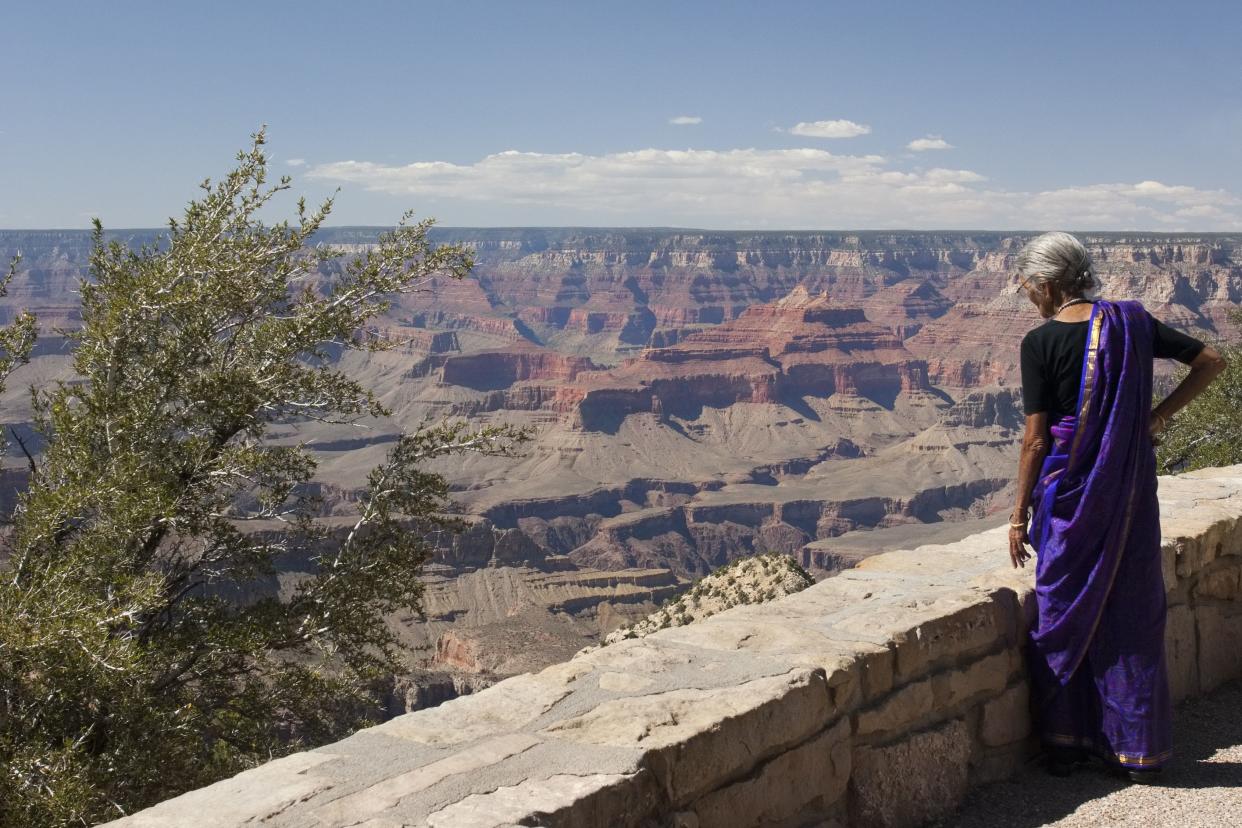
xmin=1020 ymin=330 xmax=1049 ymax=415
xmin=1148 ymin=312 xmax=1205 ymax=364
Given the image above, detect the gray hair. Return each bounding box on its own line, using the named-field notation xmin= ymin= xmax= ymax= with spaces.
xmin=1015 ymin=231 xmax=1096 ymax=295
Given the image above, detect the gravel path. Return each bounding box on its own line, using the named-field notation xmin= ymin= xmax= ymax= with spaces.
xmin=937 ymin=680 xmax=1242 ymax=827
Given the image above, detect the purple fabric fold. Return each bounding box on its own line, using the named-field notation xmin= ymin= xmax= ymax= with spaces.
xmin=1027 ymin=300 xmax=1172 ymax=769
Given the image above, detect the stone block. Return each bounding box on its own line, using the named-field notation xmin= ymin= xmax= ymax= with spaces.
xmin=892 ymin=593 xmax=1005 ymax=684
xmin=598 ymin=671 xmax=655 ymax=693
xmin=855 ymin=678 xmax=934 ymax=740
xmin=849 ymin=718 xmax=973 ymax=828
xmin=829 ymin=591 xmax=1004 ymax=686
xmin=691 ymin=718 xmax=851 ymax=828
xmin=654 ymin=612 xmax=888 ymax=716
xmin=978 ymin=681 xmax=1030 ymax=747
xmin=1171 ymin=534 xmax=1202 ymax=581
xmin=1196 ymin=603 xmax=1242 ymax=693
xmin=934 ymin=651 xmax=1011 ymax=712
xmin=104 ymin=750 xmax=341 ymax=827
xmin=309 ymin=734 xmax=541 ymax=824
xmin=422 ymin=770 xmax=660 ymax=828
xmin=851 ymin=546 xmax=985 ymax=582
xmin=970 ymin=738 xmax=1035 ymax=786
xmin=541 ymin=667 xmax=832 ymax=806
xmin=382 ymin=670 xmax=581 ymax=746
xmin=1161 ymin=540 xmax=1179 ymax=594
xmin=1171 ymin=512 xmax=1239 ymax=579
xmin=651 ymin=614 xmax=811 ymax=654
xmin=784 ymin=640 xmax=894 ymax=714
xmin=856 ymin=644 xmax=897 ymax=703
xmin=1194 ymin=559 xmax=1242 ymax=601
xmin=1165 ymin=603 xmax=1200 ymax=704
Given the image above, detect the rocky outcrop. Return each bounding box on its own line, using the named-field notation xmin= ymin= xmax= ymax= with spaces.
xmin=561 ymin=476 xmax=1011 ymax=578
xmin=595 ymin=552 xmax=815 ymax=646
xmin=938 ymin=387 xmax=1024 ymax=429
xmin=440 ymin=345 xmax=600 ymax=390
xmin=105 ymin=465 xmax=1242 ymax=828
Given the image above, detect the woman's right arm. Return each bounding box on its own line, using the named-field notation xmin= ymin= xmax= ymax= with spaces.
xmin=1151 ymin=346 xmax=1228 ymax=437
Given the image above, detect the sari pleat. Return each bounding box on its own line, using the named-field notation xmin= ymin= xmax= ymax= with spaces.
xmin=1027 ymin=300 xmax=1172 ymax=769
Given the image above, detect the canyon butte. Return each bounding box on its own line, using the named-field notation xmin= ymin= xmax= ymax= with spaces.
xmin=2 ymin=228 xmax=1237 ymax=707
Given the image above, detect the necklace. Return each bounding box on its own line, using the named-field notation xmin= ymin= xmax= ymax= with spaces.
xmin=1054 ymin=297 xmax=1092 ymax=317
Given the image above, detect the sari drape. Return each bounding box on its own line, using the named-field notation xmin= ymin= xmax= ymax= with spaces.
xmin=1027 ymin=299 xmax=1172 ymax=769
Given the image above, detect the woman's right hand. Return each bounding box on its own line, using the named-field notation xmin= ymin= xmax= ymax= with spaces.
xmin=1008 ymin=523 xmax=1031 ymax=569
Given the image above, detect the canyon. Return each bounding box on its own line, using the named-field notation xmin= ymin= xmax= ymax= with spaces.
xmin=1 ymin=229 xmax=1238 ymax=706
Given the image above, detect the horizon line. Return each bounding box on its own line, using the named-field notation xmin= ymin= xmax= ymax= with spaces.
xmin=3 ymin=226 xmax=1242 ymax=236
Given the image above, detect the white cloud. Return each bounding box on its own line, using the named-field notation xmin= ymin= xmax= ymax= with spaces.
xmin=286 ymin=158 xmax=307 ymax=167
xmin=669 ymin=115 xmax=702 ymax=125
xmin=787 ymin=119 xmax=871 ymax=138
xmin=307 ymin=147 xmax=1242 ymax=230
xmin=907 ymin=136 xmax=953 ymax=151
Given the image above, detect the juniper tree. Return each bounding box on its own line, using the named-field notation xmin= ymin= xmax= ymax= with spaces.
xmin=0 ymin=131 xmax=527 ymax=826
xmin=1156 ymin=308 xmax=1242 ymax=473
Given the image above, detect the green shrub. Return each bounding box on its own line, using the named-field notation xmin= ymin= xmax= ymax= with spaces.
xmin=1157 ymin=309 xmax=1242 ymax=474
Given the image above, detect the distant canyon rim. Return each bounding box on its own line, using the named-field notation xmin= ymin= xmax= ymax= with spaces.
xmin=2 ymin=228 xmax=1238 ymax=708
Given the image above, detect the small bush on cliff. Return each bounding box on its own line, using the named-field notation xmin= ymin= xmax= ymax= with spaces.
xmin=1157 ymin=308 xmax=1241 ymax=474
xmin=0 ymin=132 xmax=527 ymax=827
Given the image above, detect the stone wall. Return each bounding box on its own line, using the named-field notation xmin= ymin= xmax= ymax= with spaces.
xmin=108 ymin=466 xmax=1242 ymax=828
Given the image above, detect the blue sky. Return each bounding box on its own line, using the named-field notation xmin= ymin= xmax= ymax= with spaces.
xmin=4 ymin=0 xmax=1241 ymax=230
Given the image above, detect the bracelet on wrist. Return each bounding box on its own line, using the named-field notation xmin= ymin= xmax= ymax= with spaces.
xmin=1009 ymin=520 xmax=1027 ymax=528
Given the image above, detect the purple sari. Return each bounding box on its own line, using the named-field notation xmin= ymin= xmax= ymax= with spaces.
xmin=1027 ymin=299 xmax=1172 ymax=769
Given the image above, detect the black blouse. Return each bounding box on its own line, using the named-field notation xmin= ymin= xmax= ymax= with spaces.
xmin=1020 ymin=308 xmax=1205 ymax=420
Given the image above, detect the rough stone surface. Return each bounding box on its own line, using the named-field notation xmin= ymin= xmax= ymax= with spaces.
xmin=850 ymin=718 xmax=974 ymax=828
xmin=421 ymin=771 xmax=658 ymax=828
xmin=105 ymin=750 xmax=342 ymax=828
xmin=691 ymin=718 xmax=851 ymax=828
xmin=855 ymin=678 xmax=934 ymax=740
xmin=1165 ymin=603 xmax=1199 ymax=703
xmin=542 ymin=667 xmax=832 ymax=805
xmin=106 ymin=466 xmax=1242 ymax=828
xmin=1196 ymin=602 xmax=1242 ymax=693
xmin=979 ymin=681 xmax=1032 ymax=747
xmin=1194 ymin=560 xmax=1242 ymax=600
xmin=935 ymin=650 xmax=1011 ymax=711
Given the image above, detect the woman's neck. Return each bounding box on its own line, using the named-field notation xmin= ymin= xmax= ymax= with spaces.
xmin=1053 ymin=296 xmax=1094 ymax=322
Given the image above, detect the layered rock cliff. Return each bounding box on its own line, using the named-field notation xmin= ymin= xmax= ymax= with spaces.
xmin=3 ymin=229 xmax=1238 ymax=704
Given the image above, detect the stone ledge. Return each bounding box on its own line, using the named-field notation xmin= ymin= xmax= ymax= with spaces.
xmin=106 ymin=466 xmax=1242 ymax=828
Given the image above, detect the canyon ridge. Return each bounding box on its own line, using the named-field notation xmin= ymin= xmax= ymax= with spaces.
xmin=2 ymin=228 xmax=1237 ymax=708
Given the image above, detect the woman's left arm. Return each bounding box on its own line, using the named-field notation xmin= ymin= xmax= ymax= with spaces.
xmin=1009 ymin=412 xmax=1049 ymax=568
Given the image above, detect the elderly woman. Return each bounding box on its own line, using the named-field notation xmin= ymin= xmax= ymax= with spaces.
xmin=1008 ymin=231 xmax=1227 ymax=781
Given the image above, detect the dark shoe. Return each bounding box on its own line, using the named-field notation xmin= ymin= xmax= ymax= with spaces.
xmin=1126 ymin=768 xmax=1163 ymax=784
xmin=1046 ymin=758 xmax=1074 ymax=777
xmin=1044 ymin=745 xmax=1089 ymax=776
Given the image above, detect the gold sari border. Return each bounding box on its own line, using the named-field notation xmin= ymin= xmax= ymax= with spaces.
xmin=1043 ymin=733 xmax=1172 ymax=767
xmin=1067 ymin=307 xmax=1102 ymax=464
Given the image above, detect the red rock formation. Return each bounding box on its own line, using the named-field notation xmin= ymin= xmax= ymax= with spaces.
xmin=459 ymin=286 xmax=936 ymax=428
xmin=432 ymin=630 xmax=484 ymax=672
xmin=435 ymin=287 xmax=938 ymax=427
xmin=440 ymin=344 xmax=601 ymax=391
